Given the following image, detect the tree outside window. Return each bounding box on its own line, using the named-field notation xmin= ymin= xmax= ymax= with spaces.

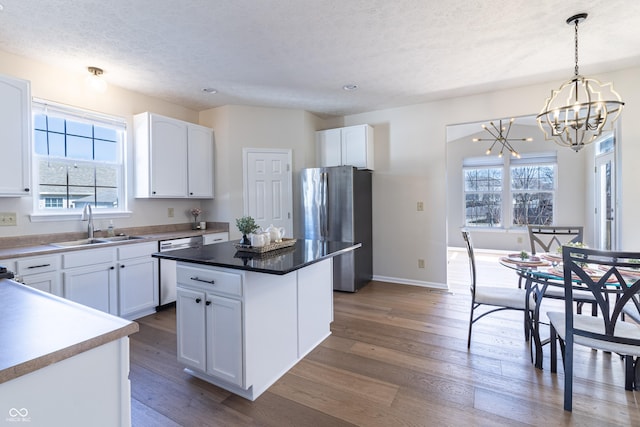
xmin=464 ymin=168 xmax=502 ymax=227
xmin=511 ymin=165 xmax=555 ymax=226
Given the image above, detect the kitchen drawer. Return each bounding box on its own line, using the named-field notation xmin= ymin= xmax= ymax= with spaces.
xmin=117 ymin=241 xmax=158 ymax=260
xmin=203 ymin=232 xmax=229 ymax=245
xmin=16 ymin=255 xmax=59 ymax=275
xmin=62 ymin=247 xmax=115 ymax=269
xmin=177 ymin=264 xmax=242 ymax=297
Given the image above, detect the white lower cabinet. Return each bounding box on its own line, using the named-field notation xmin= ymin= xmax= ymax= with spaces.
xmin=206 ymin=295 xmax=242 ymax=384
xmin=175 ymin=258 xmax=333 ymax=400
xmin=177 ymin=270 xmax=243 ymax=387
xmin=117 ymin=242 xmax=158 ymax=320
xmin=59 ymin=243 xmax=158 ymax=319
xmin=12 ymin=254 xmax=62 ymax=295
xmin=62 ymin=247 xmax=117 ymax=314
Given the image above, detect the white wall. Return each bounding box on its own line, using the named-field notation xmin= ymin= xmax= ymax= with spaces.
xmin=198 ymin=105 xmax=323 ymax=240
xmin=0 ymin=50 xmax=205 ymax=237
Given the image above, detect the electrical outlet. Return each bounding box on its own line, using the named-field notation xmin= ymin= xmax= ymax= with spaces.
xmin=168 ymin=207 xmax=174 ymax=218
xmin=517 ymin=236 xmax=523 ymax=244
xmin=0 ymin=212 xmax=17 ymax=226
xmin=417 ymin=201 xmax=424 ymax=211
xmin=418 ymin=259 xmax=425 ymax=269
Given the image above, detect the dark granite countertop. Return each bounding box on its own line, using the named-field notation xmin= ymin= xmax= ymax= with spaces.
xmin=152 ymin=239 xmax=361 ymax=275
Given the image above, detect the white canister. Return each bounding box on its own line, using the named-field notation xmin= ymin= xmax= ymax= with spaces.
xmin=200 ymin=221 xmax=206 ymax=230
xmin=250 ymin=233 xmax=265 ymax=247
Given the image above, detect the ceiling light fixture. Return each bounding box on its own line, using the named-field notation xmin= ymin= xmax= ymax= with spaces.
xmin=202 ymin=87 xmax=217 ymax=94
xmin=472 ymin=118 xmax=532 ymax=158
xmin=537 ymin=13 xmax=624 ymax=152
xmin=342 ymin=84 xmax=358 ymax=91
xmin=86 ymin=66 xmax=107 ymax=93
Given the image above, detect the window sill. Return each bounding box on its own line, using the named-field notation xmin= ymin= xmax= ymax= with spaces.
xmin=29 ymin=211 xmax=133 ymax=223
xmin=463 ymin=226 xmax=528 ymax=234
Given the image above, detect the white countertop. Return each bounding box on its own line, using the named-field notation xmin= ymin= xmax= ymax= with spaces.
xmin=0 ymin=279 xmax=138 ymax=384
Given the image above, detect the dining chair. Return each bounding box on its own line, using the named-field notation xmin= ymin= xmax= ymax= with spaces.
xmin=527 ymin=225 xmax=584 ymax=255
xmin=462 ymin=230 xmax=534 ymax=348
xmin=547 ymin=246 xmax=640 ymax=411
xmin=527 ymin=225 xmax=597 ymax=316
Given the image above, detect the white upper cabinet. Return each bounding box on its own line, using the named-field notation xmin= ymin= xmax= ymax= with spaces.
xmin=187 ymin=124 xmax=214 ymax=198
xmin=0 ymin=74 xmax=31 ymax=196
xmin=316 ymin=124 xmax=374 ymax=170
xmin=134 ymin=112 xmax=214 ymax=198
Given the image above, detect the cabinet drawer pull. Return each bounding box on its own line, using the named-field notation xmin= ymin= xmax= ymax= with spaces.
xmin=195 ymin=297 xmax=202 ymax=303
xmin=190 ymin=276 xmax=215 ymax=285
xmin=27 ymin=263 xmax=51 ymax=269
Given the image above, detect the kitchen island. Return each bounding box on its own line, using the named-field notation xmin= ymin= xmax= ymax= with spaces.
xmin=0 ymin=279 xmax=138 ymax=426
xmin=153 ymin=239 xmax=360 ymax=400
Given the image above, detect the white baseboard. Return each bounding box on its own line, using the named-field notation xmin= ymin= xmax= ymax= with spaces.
xmin=371 ymin=275 xmax=448 ymax=290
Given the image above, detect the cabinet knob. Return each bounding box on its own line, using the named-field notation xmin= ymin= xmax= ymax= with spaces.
xmin=189 ymin=192 xmax=193 ymax=195
xmin=152 ymin=191 xmax=156 ymax=194
xmin=121 ymin=265 xmax=125 ymax=268
xmin=195 ymin=297 xmax=202 ymax=303
xmin=205 ymin=301 xmax=211 ymax=306
xmin=110 ymin=266 xmax=115 ymax=270
xmin=24 ymin=188 xmax=30 ymax=192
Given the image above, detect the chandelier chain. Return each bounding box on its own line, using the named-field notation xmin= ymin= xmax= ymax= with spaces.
xmin=574 ymin=19 xmax=580 ymax=76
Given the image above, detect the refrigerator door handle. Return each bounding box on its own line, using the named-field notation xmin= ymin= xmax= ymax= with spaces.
xmin=321 ymin=172 xmax=328 ymax=239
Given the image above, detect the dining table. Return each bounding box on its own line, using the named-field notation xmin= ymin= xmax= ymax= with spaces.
xmin=498 ymin=251 xmax=640 ymax=369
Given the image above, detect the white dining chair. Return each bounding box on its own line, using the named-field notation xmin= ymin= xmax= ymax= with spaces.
xmin=462 ymin=230 xmax=535 ymax=348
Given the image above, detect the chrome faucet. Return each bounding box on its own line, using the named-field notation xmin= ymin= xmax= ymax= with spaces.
xmin=81 ymin=204 xmax=94 ymax=238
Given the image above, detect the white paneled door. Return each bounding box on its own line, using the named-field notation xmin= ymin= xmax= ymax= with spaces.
xmin=243 ymin=149 xmax=293 ymax=237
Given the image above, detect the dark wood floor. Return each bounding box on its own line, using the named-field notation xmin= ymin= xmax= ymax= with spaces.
xmin=130 ymin=255 xmax=640 ymax=426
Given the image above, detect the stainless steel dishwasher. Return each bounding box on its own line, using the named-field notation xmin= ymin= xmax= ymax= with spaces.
xmin=158 ymin=235 xmax=202 ymax=310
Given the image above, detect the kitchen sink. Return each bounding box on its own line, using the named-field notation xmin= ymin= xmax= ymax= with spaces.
xmin=96 ymin=235 xmax=146 ymax=242
xmin=50 ymin=238 xmax=108 ymax=248
xmin=50 ymin=235 xmax=146 ymax=248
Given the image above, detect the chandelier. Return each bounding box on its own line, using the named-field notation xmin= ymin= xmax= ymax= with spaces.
xmin=472 ymin=118 xmax=532 ymax=158
xmin=537 ymin=13 xmax=624 ymax=152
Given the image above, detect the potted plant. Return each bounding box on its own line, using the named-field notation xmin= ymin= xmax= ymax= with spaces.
xmin=235 ymin=216 xmax=259 ymax=246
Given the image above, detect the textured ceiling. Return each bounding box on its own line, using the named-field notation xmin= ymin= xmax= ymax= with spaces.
xmin=1 ymin=0 xmax=639 ymax=117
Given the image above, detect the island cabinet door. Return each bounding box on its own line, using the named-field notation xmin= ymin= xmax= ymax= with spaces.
xmin=176 ymin=287 xmax=207 ymax=371
xmin=205 ymin=294 xmax=243 ymax=387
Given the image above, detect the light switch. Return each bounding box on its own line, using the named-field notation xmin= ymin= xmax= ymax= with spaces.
xmin=417 ymin=201 xmax=424 ymax=211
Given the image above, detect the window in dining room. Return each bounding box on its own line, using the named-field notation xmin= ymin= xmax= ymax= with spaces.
xmin=463 ymin=152 xmax=556 ymax=229
xmin=463 ymin=157 xmax=503 ymax=227
xmin=511 ymin=154 xmax=556 ymax=226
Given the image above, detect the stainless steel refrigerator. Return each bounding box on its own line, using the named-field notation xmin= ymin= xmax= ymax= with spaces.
xmin=301 ymin=166 xmax=372 ymax=292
